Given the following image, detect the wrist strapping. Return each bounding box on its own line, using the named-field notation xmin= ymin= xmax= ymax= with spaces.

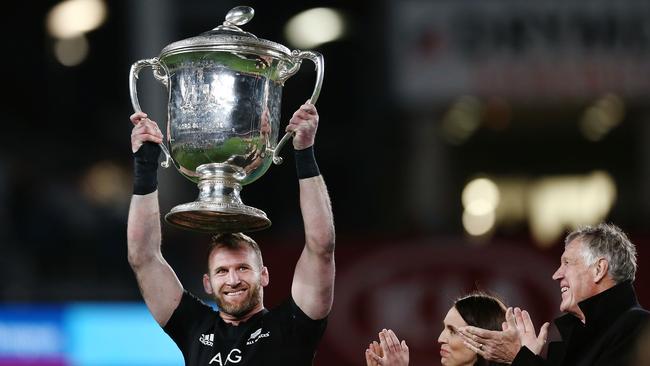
xmin=133 ymin=142 xmax=161 ymax=195
xmin=294 ymin=145 xmax=320 ymax=179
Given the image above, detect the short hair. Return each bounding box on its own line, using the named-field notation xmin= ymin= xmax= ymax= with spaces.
xmin=207 ymin=233 xmax=264 ymax=270
xmin=565 ymin=223 xmax=637 ymax=283
xmin=454 ymin=292 xmax=508 ymax=366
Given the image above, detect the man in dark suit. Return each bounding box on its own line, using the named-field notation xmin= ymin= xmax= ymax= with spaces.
xmin=459 ymin=223 xmax=649 ymax=366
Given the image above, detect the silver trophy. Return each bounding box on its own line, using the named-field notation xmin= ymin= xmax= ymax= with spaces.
xmin=129 ymin=6 xmax=324 ymax=233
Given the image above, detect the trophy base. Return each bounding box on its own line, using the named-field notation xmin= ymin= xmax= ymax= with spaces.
xmin=165 ymin=201 xmax=271 ymax=233
xmin=164 ymin=163 xmax=271 ymax=233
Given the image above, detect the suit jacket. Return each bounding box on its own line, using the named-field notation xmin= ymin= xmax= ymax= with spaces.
xmin=512 ymin=281 xmax=649 ymax=366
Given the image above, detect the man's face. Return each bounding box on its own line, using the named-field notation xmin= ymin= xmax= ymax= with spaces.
xmin=552 ymin=239 xmax=599 ymax=319
xmin=203 ymin=245 xmax=268 ymax=318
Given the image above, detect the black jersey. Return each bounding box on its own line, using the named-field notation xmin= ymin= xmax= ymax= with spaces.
xmin=163 ymin=291 xmax=328 ymax=366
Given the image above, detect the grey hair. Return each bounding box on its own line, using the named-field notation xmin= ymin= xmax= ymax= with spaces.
xmin=565 ymin=223 xmax=637 ymax=283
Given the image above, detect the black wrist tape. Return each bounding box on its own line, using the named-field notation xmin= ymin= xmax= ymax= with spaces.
xmin=133 ymin=142 xmax=161 ymax=195
xmin=294 ymin=146 xmax=320 ymax=179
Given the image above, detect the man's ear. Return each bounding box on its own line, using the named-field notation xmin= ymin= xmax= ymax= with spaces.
xmin=203 ymin=273 xmax=214 ymax=294
xmin=594 ymin=258 xmax=609 ymax=283
xmin=261 ymin=266 xmax=269 ymax=287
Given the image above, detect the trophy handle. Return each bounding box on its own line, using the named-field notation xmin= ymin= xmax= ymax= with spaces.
xmin=129 ymin=58 xmax=174 ymax=168
xmin=272 ymin=50 xmax=324 ymax=165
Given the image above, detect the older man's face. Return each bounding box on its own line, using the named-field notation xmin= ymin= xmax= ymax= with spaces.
xmin=552 ymin=239 xmax=600 ymax=320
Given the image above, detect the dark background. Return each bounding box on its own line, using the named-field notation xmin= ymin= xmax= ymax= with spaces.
xmin=3 ymin=1 xmax=650 ymax=365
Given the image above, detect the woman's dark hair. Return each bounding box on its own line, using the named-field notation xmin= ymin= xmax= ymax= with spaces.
xmin=454 ymin=292 xmax=508 ymax=366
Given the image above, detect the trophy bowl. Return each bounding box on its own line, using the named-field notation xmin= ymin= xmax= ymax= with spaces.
xmin=129 ymin=6 xmax=324 ymax=233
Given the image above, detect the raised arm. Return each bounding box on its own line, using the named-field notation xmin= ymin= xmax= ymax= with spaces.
xmin=288 ymin=103 xmax=336 ymax=320
xmin=127 ymin=112 xmax=183 ymax=327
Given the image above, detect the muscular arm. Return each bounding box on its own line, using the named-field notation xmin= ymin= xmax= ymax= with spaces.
xmin=127 ymin=192 xmax=183 ymax=326
xmin=288 ymin=103 xmax=335 ymax=320
xmin=291 ymin=175 xmax=335 ymax=320
xmin=127 ymin=112 xmax=183 ymax=327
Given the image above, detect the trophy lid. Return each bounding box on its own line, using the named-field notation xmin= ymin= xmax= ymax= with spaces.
xmin=160 ymin=6 xmax=292 ymax=59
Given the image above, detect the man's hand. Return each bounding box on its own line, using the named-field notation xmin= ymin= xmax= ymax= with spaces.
xmin=458 ymin=307 xmax=550 ymax=362
xmin=287 ymin=101 xmax=318 ymax=150
xmin=516 ymin=308 xmax=550 ymax=355
xmin=365 ymin=329 xmax=409 ymax=366
xmin=458 ymin=307 xmax=521 ymax=363
xmin=130 ymin=112 xmax=163 ymax=153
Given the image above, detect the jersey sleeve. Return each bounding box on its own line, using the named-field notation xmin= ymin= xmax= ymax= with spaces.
xmin=286 ymin=296 xmax=328 ymax=348
xmin=163 ymin=290 xmax=217 ymax=356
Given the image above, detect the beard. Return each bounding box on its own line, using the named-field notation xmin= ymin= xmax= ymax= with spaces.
xmin=214 ymin=282 xmax=262 ymax=318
